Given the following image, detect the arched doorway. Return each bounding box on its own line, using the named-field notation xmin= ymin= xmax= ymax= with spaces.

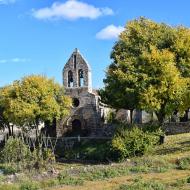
xmin=72 ymin=119 xmax=82 ymax=136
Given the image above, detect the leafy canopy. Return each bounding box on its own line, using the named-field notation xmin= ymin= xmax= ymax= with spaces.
xmin=101 ymin=17 xmax=190 ymax=123
xmin=0 ymin=75 xmax=71 ymax=130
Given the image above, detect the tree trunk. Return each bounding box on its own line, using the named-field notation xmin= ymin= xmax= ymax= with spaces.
xmin=130 ymin=109 xmax=134 ymax=124
xmin=7 ymin=124 xmax=12 ymax=136
xmin=35 ymin=125 xmax=39 ymax=139
xmin=156 ymin=111 xmax=165 ymax=124
xmin=11 ymin=125 xmax=14 ymax=136
xmin=35 ymin=118 xmax=40 ymax=139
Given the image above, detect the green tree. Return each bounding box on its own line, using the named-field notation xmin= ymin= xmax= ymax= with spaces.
xmin=139 ymin=47 xmax=187 ymax=123
xmin=101 ymin=17 xmax=190 ymax=123
xmin=0 ymin=105 xmax=11 ymax=134
xmin=0 ymin=75 xmax=71 ymax=136
xmin=0 ymin=86 xmax=15 ymax=135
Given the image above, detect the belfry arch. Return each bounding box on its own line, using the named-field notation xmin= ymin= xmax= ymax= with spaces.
xmin=68 ymin=70 xmax=73 ymax=87
xmin=78 ymin=69 xmax=84 ymax=87
xmin=63 ymin=48 xmax=92 ymax=91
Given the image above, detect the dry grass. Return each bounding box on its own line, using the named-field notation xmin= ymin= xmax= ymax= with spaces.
xmin=55 ymin=170 xmax=190 ymax=190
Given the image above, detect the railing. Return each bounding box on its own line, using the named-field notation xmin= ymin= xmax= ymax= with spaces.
xmin=0 ymin=132 xmax=112 ymax=151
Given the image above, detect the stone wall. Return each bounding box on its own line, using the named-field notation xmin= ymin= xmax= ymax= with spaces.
xmin=162 ymin=122 xmax=190 ymax=135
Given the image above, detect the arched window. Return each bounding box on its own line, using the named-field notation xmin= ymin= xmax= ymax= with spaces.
xmin=78 ymin=69 xmax=84 ymax=87
xmin=68 ymin=70 xmax=74 ymax=87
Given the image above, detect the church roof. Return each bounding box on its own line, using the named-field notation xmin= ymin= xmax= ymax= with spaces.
xmin=64 ymin=48 xmax=92 ymax=71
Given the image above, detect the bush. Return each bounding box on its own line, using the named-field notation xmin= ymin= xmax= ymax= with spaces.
xmin=58 ymin=172 xmax=84 ymax=186
xmin=0 ymin=184 xmax=19 ymax=190
xmin=119 ymin=180 xmax=165 ymax=190
xmin=81 ymin=167 xmax=125 ymax=181
xmin=187 ymin=176 xmax=190 ymax=183
xmin=170 ymin=178 xmax=187 ymax=187
xmin=106 ymin=110 xmax=117 ymax=124
xmin=77 ymin=140 xmax=111 ymax=161
xmin=141 ymin=123 xmax=163 ymax=134
xmin=132 ymin=157 xmax=174 ymax=173
xmin=177 ymin=157 xmax=190 ymax=170
xmin=0 ymin=164 xmax=17 ymax=175
xmin=0 ymin=137 xmax=55 ymax=172
xmin=63 ymin=140 xmax=111 ymax=162
xmin=19 ymin=181 xmax=40 ymax=190
xmin=39 ymin=179 xmax=59 ymax=188
xmin=110 ymin=124 xmax=159 ymax=161
xmin=1 ymin=137 xmax=31 ymax=164
xmin=30 ymin=147 xmax=55 ymax=170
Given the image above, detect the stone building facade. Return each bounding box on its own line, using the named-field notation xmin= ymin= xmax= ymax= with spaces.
xmin=56 ymin=49 xmax=104 ymax=137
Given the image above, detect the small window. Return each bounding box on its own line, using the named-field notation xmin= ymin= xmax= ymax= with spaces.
xmin=72 ymin=98 xmax=80 ymax=107
xmin=74 ymin=55 xmax=77 ymax=69
xmin=68 ymin=70 xmax=74 ymax=87
xmin=78 ymin=69 xmax=84 ymax=87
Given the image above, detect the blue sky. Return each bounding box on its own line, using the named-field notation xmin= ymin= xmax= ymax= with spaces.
xmin=0 ymin=0 xmax=190 ymax=89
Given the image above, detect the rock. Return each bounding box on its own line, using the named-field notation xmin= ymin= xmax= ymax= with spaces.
xmin=126 ymin=159 xmax=131 ymax=162
xmin=7 ymin=174 xmax=16 ymax=183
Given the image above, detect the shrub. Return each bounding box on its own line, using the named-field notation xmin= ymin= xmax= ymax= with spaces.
xmin=132 ymin=157 xmax=174 ymax=173
xmin=141 ymin=123 xmax=163 ymax=134
xmin=30 ymin=147 xmax=55 ymax=170
xmin=1 ymin=137 xmax=31 ymax=164
xmin=78 ymin=140 xmax=111 ymax=161
xmin=170 ymin=178 xmax=187 ymax=187
xmin=177 ymin=157 xmax=190 ymax=170
xmin=79 ymin=165 xmax=129 ymax=181
xmin=106 ymin=110 xmax=117 ymax=124
xmin=110 ymin=124 xmax=159 ymax=161
xmin=119 ymin=180 xmax=165 ymax=190
xmin=0 ymin=137 xmax=55 ymax=171
xmin=39 ymin=179 xmax=59 ymax=188
xmin=19 ymin=181 xmax=40 ymax=190
xmin=0 ymin=184 xmax=19 ymax=190
xmin=129 ymin=165 xmax=149 ymax=173
xmin=0 ymin=164 xmax=17 ymax=175
xmin=63 ymin=139 xmax=111 ymax=162
xmin=58 ymin=172 xmax=84 ymax=186
xmin=187 ymin=176 xmax=190 ymax=183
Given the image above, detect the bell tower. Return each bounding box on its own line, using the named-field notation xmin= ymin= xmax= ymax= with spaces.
xmin=58 ymin=48 xmax=101 ymax=137
xmin=63 ymin=48 xmax=92 ymax=92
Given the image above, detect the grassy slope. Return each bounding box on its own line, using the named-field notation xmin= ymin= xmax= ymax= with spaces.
xmin=1 ymin=133 xmax=190 ymax=190
xmin=56 ymin=133 xmax=190 ymax=190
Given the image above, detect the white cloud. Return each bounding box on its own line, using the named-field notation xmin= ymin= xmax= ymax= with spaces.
xmin=96 ymin=25 xmax=125 ymax=40
xmin=0 ymin=0 xmax=16 ymax=4
xmin=32 ymin=0 xmax=114 ymax=20
xmin=0 ymin=58 xmax=30 ymax=63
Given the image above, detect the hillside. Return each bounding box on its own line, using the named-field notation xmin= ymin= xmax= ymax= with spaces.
xmin=2 ymin=133 xmax=190 ymax=190
xmin=56 ymin=133 xmax=190 ymax=190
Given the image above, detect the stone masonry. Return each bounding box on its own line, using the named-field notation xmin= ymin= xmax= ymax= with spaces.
xmin=56 ymin=49 xmax=103 ymax=137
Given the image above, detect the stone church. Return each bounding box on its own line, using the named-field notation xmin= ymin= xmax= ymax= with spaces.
xmin=56 ymin=49 xmax=107 ymax=137
xmin=55 ymin=49 xmax=158 ymax=137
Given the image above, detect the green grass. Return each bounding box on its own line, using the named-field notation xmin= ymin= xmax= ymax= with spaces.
xmin=1 ymin=133 xmax=190 ymax=190
xmin=119 ymin=180 xmax=166 ymax=190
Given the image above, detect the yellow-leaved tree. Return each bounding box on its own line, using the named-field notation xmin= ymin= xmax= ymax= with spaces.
xmin=100 ymin=17 xmax=190 ymax=123
xmin=0 ymin=75 xmax=71 ymax=136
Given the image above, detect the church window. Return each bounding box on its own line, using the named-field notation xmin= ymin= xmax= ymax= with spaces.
xmin=68 ymin=70 xmax=74 ymax=87
xmin=78 ymin=69 xmax=84 ymax=87
xmin=74 ymin=55 xmax=77 ymax=69
xmin=72 ymin=98 xmax=80 ymax=107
